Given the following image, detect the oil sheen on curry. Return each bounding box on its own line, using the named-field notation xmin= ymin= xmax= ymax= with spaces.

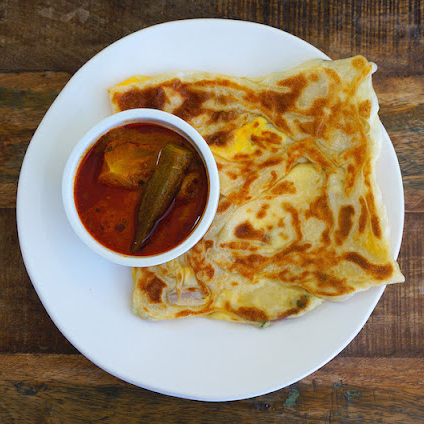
xmin=74 ymin=123 xmax=208 ymax=256
xmin=108 ymin=56 xmax=404 ymax=327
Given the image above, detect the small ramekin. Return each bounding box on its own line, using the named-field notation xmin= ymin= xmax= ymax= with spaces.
xmin=62 ymin=108 xmax=220 ymax=267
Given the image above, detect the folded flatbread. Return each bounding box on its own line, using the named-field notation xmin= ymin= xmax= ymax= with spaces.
xmin=109 ymin=56 xmax=404 ymax=326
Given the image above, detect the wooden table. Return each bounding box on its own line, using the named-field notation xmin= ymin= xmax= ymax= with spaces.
xmin=1 ymin=1 xmax=423 ymax=422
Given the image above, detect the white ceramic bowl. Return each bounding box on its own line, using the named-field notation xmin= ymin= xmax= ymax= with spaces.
xmin=62 ymin=108 xmax=220 ymax=267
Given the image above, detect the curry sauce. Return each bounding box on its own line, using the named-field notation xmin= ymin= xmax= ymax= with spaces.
xmin=74 ymin=123 xmax=208 ymax=256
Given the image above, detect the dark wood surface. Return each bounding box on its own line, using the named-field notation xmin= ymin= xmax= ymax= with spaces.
xmin=1 ymin=1 xmax=423 ymax=422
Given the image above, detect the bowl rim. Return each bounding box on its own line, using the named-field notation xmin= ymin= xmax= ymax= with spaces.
xmin=62 ymin=108 xmax=220 ymax=267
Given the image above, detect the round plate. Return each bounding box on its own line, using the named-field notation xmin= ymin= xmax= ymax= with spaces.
xmin=17 ymin=19 xmax=404 ymax=401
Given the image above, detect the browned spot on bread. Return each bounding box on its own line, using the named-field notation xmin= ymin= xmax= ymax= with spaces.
xmin=314 ymin=271 xmax=351 ymax=296
xmin=251 ymin=131 xmax=282 ymax=149
xmin=228 ymin=171 xmax=257 ymax=205
xmin=226 ymin=171 xmax=238 ymax=180
xmin=205 ymin=131 xmax=231 ymax=147
xmin=283 ymin=204 xmax=303 ymax=241
xmin=309 ymin=72 xmax=319 ymax=82
xmin=361 ymin=160 xmax=382 ymax=239
xmin=138 ymin=274 xmax=166 ymax=304
xmin=277 ymin=74 xmax=308 ymax=92
xmin=371 ymin=215 xmax=382 ymax=239
xmin=271 ymin=180 xmax=296 ymax=196
xmin=285 ymin=138 xmax=333 ymax=172
xmin=256 ymin=203 xmax=270 ymax=219
xmin=235 ymin=306 xmax=269 ymax=322
xmin=247 ymin=74 xmax=309 ymax=133
xmin=359 ymin=100 xmax=372 ymax=119
xmin=175 ymin=310 xmax=192 ymax=318
xmin=220 ymin=241 xmax=259 ymax=252
xmin=306 ymin=194 xmax=334 ymax=244
xmin=358 ymin=196 xmax=368 ymax=233
xmin=202 ymin=265 xmax=215 ymax=279
xmin=232 ymin=253 xmax=268 ymax=277
xmin=276 ymin=269 xmax=311 ymax=283
xmin=350 ymin=63 xmax=374 ymax=96
xmin=113 ymin=86 xmax=167 ymax=111
xmin=350 ymin=143 xmax=368 ymax=167
xmin=323 ymin=67 xmax=342 ymax=85
xmin=275 ymin=295 xmax=313 ymax=320
xmin=345 ymin=163 xmax=356 ymax=193
xmin=217 ymin=198 xmax=231 ymax=214
xmin=259 ymin=157 xmax=283 ymax=168
xmin=233 ymin=153 xmax=251 ymax=161
xmin=296 ymin=296 xmax=308 ymax=309
xmin=295 ymin=119 xmax=318 ymax=137
xmin=262 ymin=130 xmax=283 ymax=145
xmin=204 ymin=240 xmax=214 ymax=250
xmin=208 ymin=110 xmax=239 ymax=124
xmin=275 ymin=243 xmax=312 ymax=261
xmin=275 ymin=307 xmax=300 ymax=319
xmin=335 ymin=205 xmax=355 ymax=245
xmin=365 ymin=191 xmax=382 ymax=238
xmin=343 ymin=252 xmax=393 ymax=280
xmin=235 ymin=221 xmax=268 ymax=242
xmin=169 ymin=80 xmax=211 ymax=121
xmin=269 ymin=170 xmax=278 ymax=186
xmin=305 ymin=97 xmax=329 ymax=119
xmin=352 ymin=56 xmax=367 ymax=70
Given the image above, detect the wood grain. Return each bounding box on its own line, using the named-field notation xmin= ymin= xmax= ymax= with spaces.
xmin=0 ymin=354 xmax=423 ymax=423
xmin=1 ymin=0 xmax=424 ymax=420
xmin=0 ymin=72 xmax=69 ymax=191
xmin=342 ymin=212 xmax=424 ymax=357
xmin=0 ymin=1 xmax=423 ymax=76
xmin=0 ymin=208 xmax=77 ymax=354
xmin=218 ymin=0 xmax=424 ymax=77
xmin=1 ymin=73 xmax=423 ymax=211
xmin=375 ymin=76 xmax=424 ymax=213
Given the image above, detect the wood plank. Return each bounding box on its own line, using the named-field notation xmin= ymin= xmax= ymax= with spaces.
xmin=341 ymin=212 xmax=424 ymax=357
xmin=0 ymin=183 xmax=16 ymax=208
xmin=1 ymin=208 xmax=422 ymax=357
xmin=0 ymin=208 xmax=77 ymax=354
xmin=1 ymin=73 xmax=424 ymax=211
xmin=0 ymin=1 xmax=422 ymax=75
xmin=1 ymin=1 xmax=422 ymax=421
xmin=374 ymin=76 xmax=424 ymax=213
xmin=0 ymin=72 xmax=70 ymax=195
xmin=0 ymin=354 xmax=423 ymax=423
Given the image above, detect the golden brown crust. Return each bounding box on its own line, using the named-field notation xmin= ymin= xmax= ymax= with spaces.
xmin=116 ymin=56 xmax=404 ymax=325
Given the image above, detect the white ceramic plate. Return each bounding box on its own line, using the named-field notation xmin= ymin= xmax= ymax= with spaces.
xmin=17 ymin=19 xmax=404 ymax=401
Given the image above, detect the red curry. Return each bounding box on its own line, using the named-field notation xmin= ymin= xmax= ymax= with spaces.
xmin=74 ymin=123 xmax=208 ymax=256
